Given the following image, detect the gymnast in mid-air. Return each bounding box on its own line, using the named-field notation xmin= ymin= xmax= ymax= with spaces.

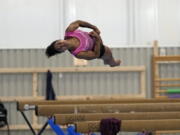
xmin=46 ymin=20 xmax=121 ymax=67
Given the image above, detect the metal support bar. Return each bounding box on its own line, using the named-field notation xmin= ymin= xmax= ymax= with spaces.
xmin=37 ymin=121 xmax=49 ymax=135
xmin=20 ymin=111 xmax=49 ymax=135
xmin=20 ymin=111 xmax=36 ymax=135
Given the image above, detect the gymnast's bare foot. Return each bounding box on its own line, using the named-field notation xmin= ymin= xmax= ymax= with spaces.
xmin=110 ymin=60 xmax=121 ymax=67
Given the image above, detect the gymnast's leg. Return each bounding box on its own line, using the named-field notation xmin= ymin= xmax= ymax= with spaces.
xmin=101 ymin=45 xmax=121 ymax=67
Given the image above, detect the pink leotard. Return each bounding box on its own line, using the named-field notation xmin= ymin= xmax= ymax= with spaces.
xmin=65 ymin=30 xmax=95 ymax=56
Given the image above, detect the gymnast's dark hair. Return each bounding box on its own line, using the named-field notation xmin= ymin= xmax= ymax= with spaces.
xmin=45 ymin=40 xmax=60 ymax=58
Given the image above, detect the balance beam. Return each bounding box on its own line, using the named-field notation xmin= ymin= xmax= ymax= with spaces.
xmin=75 ymin=119 xmax=180 ymax=133
xmin=17 ymin=98 xmax=180 ymax=111
xmin=54 ymin=112 xmax=180 ymax=125
xmin=36 ymin=103 xmax=180 ymax=116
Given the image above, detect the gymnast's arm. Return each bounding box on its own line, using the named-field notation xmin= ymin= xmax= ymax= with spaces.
xmin=65 ymin=20 xmax=100 ymax=34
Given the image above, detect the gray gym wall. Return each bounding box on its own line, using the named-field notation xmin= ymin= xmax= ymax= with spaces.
xmin=0 ymin=47 xmax=180 ymax=135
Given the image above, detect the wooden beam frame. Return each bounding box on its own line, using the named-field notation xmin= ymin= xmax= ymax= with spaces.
xmin=153 ymin=56 xmax=180 ymax=62
xmin=1 ymin=66 xmax=146 ymax=103
xmin=152 ymin=41 xmax=180 ymax=98
xmin=0 ymin=66 xmax=146 ymax=131
xmin=152 ymin=56 xmax=180 ymax=97
xmin=0 ymin=66 xmax=145 ymax=73
xmin=152 ymin=40 xmax=160 ymax=98
xmin=155 ymin=78 xmax=180 ymax=81
xmin=155 ymin=84 xmax=180 ymax=87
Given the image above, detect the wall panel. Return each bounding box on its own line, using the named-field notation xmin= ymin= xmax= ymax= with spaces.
xmin=0 ymin=47 xmax=180 ymax=135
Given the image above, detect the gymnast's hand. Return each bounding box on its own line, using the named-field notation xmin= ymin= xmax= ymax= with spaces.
xmin=89 ymin=31 xmax=101 ymax=40
xmin=93 ymin=26 xmax=101 ymax=35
